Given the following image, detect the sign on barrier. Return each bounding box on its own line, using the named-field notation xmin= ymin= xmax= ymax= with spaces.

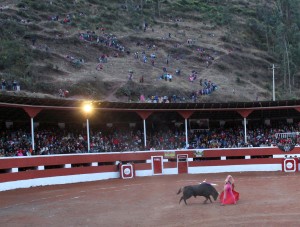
xmin=283 ymin=158 xmax=298 ymax=172
xmin=121 ymin=164 xmax=134 ymax=179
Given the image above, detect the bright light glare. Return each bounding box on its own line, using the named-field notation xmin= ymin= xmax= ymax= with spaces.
xmin=83 ymin=103 xmax=92 ymax=113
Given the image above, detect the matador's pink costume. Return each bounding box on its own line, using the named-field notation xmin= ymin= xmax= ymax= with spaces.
xmin=220 ymin=175 xmax=239 ymax=205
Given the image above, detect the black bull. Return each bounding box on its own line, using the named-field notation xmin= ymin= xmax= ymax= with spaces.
xmin=177 ymin=182 xmax=219 ymax=205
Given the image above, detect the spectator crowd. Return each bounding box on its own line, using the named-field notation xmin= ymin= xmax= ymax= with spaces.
xmin=1 ymin=120 xmax=299 ymax=157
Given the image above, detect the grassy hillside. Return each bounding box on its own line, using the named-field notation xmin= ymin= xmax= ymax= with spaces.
xmin=0 ymin=0 xmax=299 ymax=102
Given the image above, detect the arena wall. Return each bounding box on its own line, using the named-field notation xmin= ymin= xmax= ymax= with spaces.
xmin=1 ymin=147 xmax=299 ymax=191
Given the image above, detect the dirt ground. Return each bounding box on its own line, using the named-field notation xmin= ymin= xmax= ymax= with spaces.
xmin=1 ymin=171 xmax=300 ymax=227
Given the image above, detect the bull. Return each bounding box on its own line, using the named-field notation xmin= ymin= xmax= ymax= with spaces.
xmin=177 ymin=182 xmax=219 ymax=205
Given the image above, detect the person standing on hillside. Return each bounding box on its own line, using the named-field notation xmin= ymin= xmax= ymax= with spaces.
xmin=31 ymin=36 xmax=37 ymax=46
xmin=143 ymin=21 xmax=148 ymax=32
xmin=1 ymin=79 xmax=6 ymax=91
xmin=12 ymin=79 xmax=17 ymax=91
xmin=128 ymin=70 xmax=133 ymax=81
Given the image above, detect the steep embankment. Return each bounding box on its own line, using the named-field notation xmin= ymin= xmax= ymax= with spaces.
xmin=0 ymin=0 xmax=281 ymax=102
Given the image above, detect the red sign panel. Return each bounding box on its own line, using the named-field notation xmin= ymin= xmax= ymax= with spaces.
xmin=177 ymin=154 xmax=188 ymax=174
xmin=152 ymin=156 xmax=162 ymax=175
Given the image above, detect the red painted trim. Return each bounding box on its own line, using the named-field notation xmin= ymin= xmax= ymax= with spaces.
xmin=136 ymin=111 xmax=153 ymax=120
xmin=203 ymin=147 xmax=300 ymax=157
xmin=0 ymin=152 xmax=168 ymax=169
xmin=23 ymin=107 xmax=43 ymax=118
xmin=178 ymin=110 xmax=194 ymax=119
xmin=163 ymin=162 xmax=177 ymax=168
xmin=134 ymin=163 xmax=152 ymax=171
xmin=0 ymin=148 xmax=293 ymax=184
xmin=237 ymin=109 xmax=253 ymax=118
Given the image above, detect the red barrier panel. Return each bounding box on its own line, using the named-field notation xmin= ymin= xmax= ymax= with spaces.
xmin=0 ymin=147 xmax=299 ymax=191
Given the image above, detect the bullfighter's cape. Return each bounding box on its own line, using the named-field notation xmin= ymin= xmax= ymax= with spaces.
xmin=219 ymin=183 xmax=239 ymax=204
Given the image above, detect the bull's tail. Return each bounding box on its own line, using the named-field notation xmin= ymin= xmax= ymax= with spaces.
xmin=177 ymin=187 xmax=183 ymax=195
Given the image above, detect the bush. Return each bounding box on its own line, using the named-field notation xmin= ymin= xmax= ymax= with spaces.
xmin=0 ymin=21 xmax=26 ymax=38
xmin=115 ymin=81 xmax=140 ymax=98
xmin=17 ymin=2 xmax=27 ymax=8
xmin=247 ymin=18 xmax=265 ymax=40
xmin=43 ymin=21 xmax=59 ymax=29
xmin=86 ymin=0 xmax=101 ymax=4
xmin=264 ymin=83 xmax=271 ymax=91
xmin=17 ymin=10 xmax=29 ymax=18
xmin=235 ymin=72 xmax=244 ymax=77
xmin=36 ymin=82 xmax=57 ymax=93
xmin=0 ymin=40 xmax=32 ymax=73
xmin=87 ymin=15 xmax=102 ymax=24
xmin=250 ymin=72 xmax=259 ymax=78
xmin=215 ymin=63 xmax=229 ymax=71
xmin=101 ymin=12 xmax=119 ymax=21
xmin=29 ymin=2 xmax=48 ymax=11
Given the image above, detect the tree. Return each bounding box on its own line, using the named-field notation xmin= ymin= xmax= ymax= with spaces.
xmin=269 ymin=0 xmax=300 ymax=94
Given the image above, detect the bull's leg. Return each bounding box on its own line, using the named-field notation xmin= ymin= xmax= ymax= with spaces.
xmin=179 ymin=197 xmax=183 ymax=204
xmin=203 ymin=197 xmax=208 ymax=204
xmin=208 ymin=196 xmax=213 ymax=203
xmin=184 ymin=199 xmax=187 ymax=205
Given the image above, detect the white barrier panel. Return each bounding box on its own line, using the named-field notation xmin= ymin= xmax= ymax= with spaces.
xmin=188 ymin=164 xmax=282 ymax=174
xmin=0 ymin=172 xmax=119 ymax=192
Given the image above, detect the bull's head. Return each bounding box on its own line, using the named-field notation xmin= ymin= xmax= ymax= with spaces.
xmin=212 ymin=191 xmax=219 ymax=201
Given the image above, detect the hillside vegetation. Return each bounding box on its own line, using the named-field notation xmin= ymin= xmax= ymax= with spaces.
xmin=0 ymin=0 xmax=299 ymax=102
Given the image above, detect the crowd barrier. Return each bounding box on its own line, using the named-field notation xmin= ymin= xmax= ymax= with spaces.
xmin=1 ymin=147 xmax=299 ymax=191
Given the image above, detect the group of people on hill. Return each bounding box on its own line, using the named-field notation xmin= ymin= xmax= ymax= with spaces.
xmin=159 ymin=73 xmax=173 ymax=82
xmin=65 ymin=55 xmax=84 ymax=68
xmin=79 ymin=32 xmax=125 ymax=52
xmin=48 ymin=11 xmax=86 ymax=24
xmin=198 ymin=79 xmax=218 ymax=95
xmin=2 ymin=1 xmax=225 ymax=103
xmin=130 ymin=36 xmax=219 ymax=100
xmin=189 ymin=70 xmax=198 ymax=82
xmin=50 ymin=10 xmax=219 ymax=102
xmin=140 ymin=94 xmax=187 ymax=103
xmin=1 ymin=79 xmax=20 ymax=91
xmin=196 ymin=47 xmax=215 ymax=68
xmin=58 ymin=89 xmax=69 ymax=98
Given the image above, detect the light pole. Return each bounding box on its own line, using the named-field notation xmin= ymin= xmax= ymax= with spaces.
xmin=272 ymin=64 xmax=275 ymax=101
xmin=269 ymin=64 xmax=279 ymax=101
xmin=83 ymin=103 xmax=93 ymax=153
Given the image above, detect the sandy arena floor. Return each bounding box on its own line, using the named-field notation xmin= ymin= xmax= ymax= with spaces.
xmin=1 ymin=171 xmax=300 ymax=227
